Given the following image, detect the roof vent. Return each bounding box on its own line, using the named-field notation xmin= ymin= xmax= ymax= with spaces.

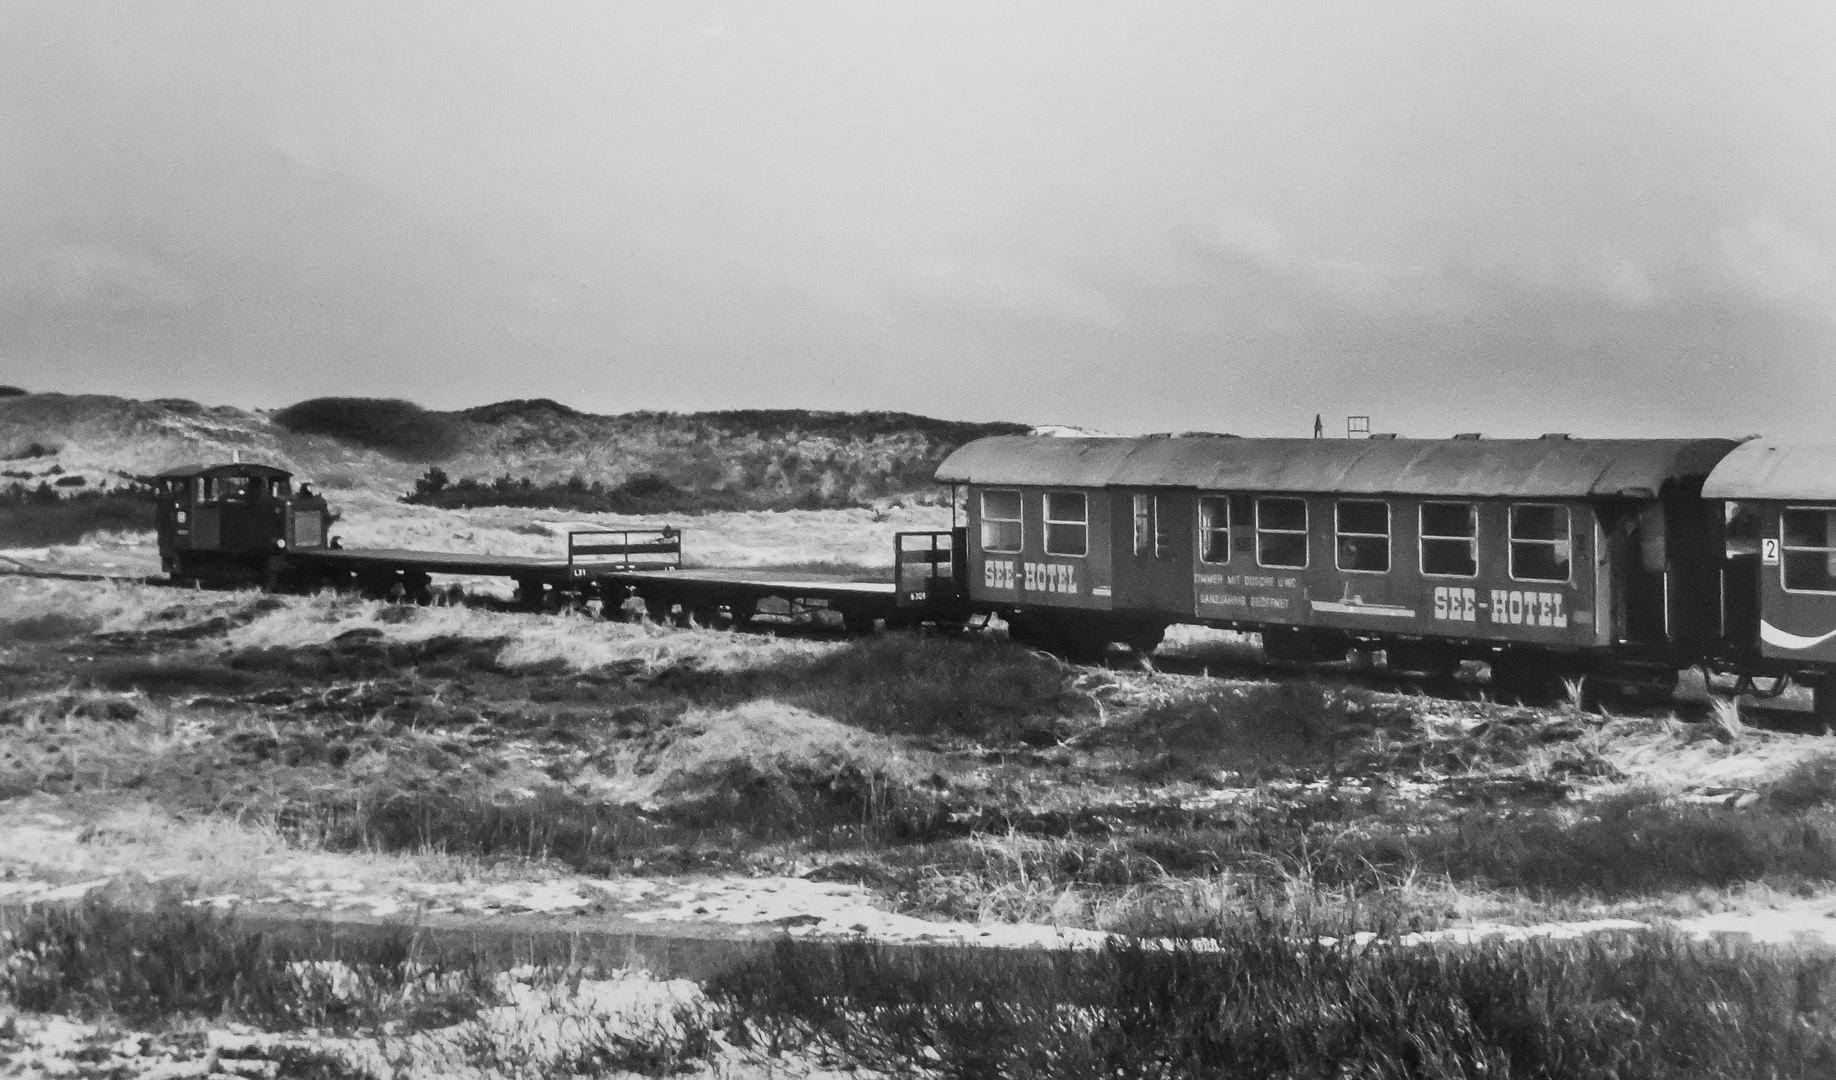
xmin=1539 ymin=433 xmax=1572 ymax=440
xmin=1452 ymin=432 xmax=1482 ymax=440
xmin=1367 ymin=432 xmax=1399 ymax=440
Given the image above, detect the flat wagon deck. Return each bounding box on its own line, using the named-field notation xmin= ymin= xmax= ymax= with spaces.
xmin=275 ymin=526 xmax=965 ymax=629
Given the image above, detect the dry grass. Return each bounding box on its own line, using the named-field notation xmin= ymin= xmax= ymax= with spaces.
xmin=710 ymin=931 xmax=1836 ymax=1079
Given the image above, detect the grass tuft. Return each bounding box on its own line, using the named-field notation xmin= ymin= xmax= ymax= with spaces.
xmin=0 ymin=897 xmax=492 ymax=1033
xmin=776 ymin=635 xmax=1091 ymax=744
xmin=711 ymin=929 xmax=1836 ymax=1079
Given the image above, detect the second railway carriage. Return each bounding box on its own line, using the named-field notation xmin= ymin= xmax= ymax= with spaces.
xmin=936 ymin=434 xmax=1740 ymax=701
xmin=1703 ymin=442 xmax=1836 ymax=720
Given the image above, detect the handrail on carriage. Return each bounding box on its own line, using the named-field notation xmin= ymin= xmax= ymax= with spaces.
xmin=566 ymin=527 xmax=683 ymax=571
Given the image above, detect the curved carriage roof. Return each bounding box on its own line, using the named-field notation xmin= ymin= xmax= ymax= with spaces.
xmin=1702 ymin=441 xmax=1836 ymax=501
xmin=155 ymin=462 xmax=293 ymax=479
xmin=935 ymin=436 xmax=1738 ymax=499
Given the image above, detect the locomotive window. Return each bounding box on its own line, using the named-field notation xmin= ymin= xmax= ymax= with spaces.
xmin=1133 ymin=494 xmax=1152 ymax=556
xmin=1044 ymin=491 xmax=1088 ymax=557
xmin=203 ymin=476 xmax=253 ymax=503
xmin=1509 ymin=504 xmax=1571 ymax=583
xmin=1199 ymin=496 xmax=1231 ymax=564
xmin=980 ymin=489 xmax=1023 ymax=553
xmin=1781 ymin=508 xmax=1836 ymax=594
xmin=1420 ymin=502 xmax=1478 ymax=578
xmin=1256 ymin=497 xmax=1308 ymax=569
xmin=1335 ymin=501 xmax=1390 ymax=573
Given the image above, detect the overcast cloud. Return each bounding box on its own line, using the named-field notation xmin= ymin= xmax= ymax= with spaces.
xmin=0 ymin=1 xmax=1831 ymax=437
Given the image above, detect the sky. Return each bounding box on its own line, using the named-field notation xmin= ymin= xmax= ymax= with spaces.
xmin=0 ymin=1 xmax=1832 ymax=438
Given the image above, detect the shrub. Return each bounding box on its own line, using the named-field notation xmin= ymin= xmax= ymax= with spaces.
xmin=83 ymin=658 xmax=260 ymax=695
xmin=272 ymin=397 xmax=464 ymax=461
xmin=775 ymin=636 xmax=1091 ymax=744
xmin=0 ymin=384 xmax=28 ymax=397
xmin=1766 ymin=755 xmax=1836 ymax=811
xmin=0 ymin=612 xmax=98 ymax=642
xmin=0 ymin=897 xmax=492 ymax=1032
xmin=313 ymin=787 xmax=660 ymax=874
xmin=0 ymin=484 xmax=154 ymax=545
xmin=711 ymin=930 xmax=1836 ymax=1079
xmin=1117 ymin=681 xmax=1414 ymax=780
xmin=1336 ymin=794 xmax=1836 ymax=897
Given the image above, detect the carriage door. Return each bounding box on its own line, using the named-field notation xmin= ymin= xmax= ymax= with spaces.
xmin=1111 ymin=490 xmax=1194 ymax=615
xmin=1609 ymin=502 xmax=1668 ymax=644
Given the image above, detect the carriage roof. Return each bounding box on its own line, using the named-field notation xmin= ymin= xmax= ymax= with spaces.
xmin=935 ymin=435 xmax=1738 ymax=499
xmin=1702 ymin=441 xmax=1836 ymax=502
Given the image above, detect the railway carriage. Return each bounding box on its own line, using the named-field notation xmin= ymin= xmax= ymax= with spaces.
xmin=1703 ymin=442 xmax=1836 ymax=720
xmin=936 ymin=434 xmax=1738 ymax=702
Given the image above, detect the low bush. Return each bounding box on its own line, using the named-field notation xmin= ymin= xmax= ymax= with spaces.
xmin=711 ymin=930 xmax=1836 ymax=1079
xmin=0 ymin=897 xmax=492 ymax=1032
xmin=312 ymin=787 xmax=658 ymax=875
xmin=0 ymin=612 xmax=99 ymax=642
xmin=1115 ymin=680 xmax=1417 ymax=780
xmin=1372 ymin=794 xmax=1836 ymax=897
xmin=0 ymin=484 xmax=154 ymax=546
xmin=272 ymin=397 xmax=465 ymax=461
xmin=1766 ymin=754 xmax=1836 ymax=811
xmin=82 ymin=657 xmax=260 ymax=695
xmin=773 ymin=635 xmax=1092 ymax=744
xmin=402 ymin=469 xmax=757 ymax=514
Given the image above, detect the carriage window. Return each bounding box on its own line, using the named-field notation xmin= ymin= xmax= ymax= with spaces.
xmin=1199 ymin=496 xmax=1231 ymax=564
xmin=1335 ymin=500 xmax=1390 ymax=573
xmin=1509 ymin=504 xmax=1571 ymax=582
xmin=1154 ymin=495 xmax=1174 ymax=557
xmin=980 ymin=489 xmax=1022 ymax=553
xmin=1781 ymin=508 xmax=1836 ymax=594
xmin=1256 ymin=497 xmax=1308 ymax=568
xmin=1420 ymin=502 xmax=1478 ymax=578
xmin=1044 ymin=491 xmax=1088 ymax=556
xmin=1133 ymin=494 xmax=1152 ymax=556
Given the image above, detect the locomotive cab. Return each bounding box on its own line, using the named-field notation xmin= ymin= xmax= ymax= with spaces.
xmin=154 ymin=463 xmax=329 ymax=584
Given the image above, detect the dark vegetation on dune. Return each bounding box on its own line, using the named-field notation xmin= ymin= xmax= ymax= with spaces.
xmin=402 ymin=466 xmax=759 ymax=514
xmin=713 ymin=934 xmax=1836 ymax=1080
xmin=270 ymin=397 xmax=465 ymax=462
xmin=0 ymin=896 xmax=492 ymax=1035
xmin=0 ymin=483 xmax=154 ymax=546
xmin=0 ymin=385 xmax=27 ymax=397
